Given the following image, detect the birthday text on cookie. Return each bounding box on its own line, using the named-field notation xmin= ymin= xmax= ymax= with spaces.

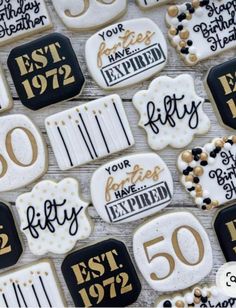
xmin=0 ymin=0 xmax=48 ymax=38
xmin=193 ymin=0 xmax=236 ymax=52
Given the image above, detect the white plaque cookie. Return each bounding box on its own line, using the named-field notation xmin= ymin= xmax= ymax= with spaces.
xmin=0 ymin=259 xmax=65 ymax=307
xmin=0 ymin=66 xmax=13 ymax=113
xmin=0 ymin=0 xmax=52 ymax=46
xmin=91 ymin=153 xmax=173 ymax=223
xmin=0 ymin=114 xmax=47 ymax=192
xmin=178 ymin=136 xmax=236 ymax=210
xmin=136 ymin=0 xmax=171 ymax=9
xmin=52 ymin=0 xmax=127 ymax=31
xmin=133 ymin=211 xmax=213 ymax=292
xmin=166 ymin=0 xmax=236 ymax=65
xmin=156 ymin=285 xmax=236 ymax=307
xmin=133 ymin=74 xmax=210 ymax=150
xmin=85 ymin=18 xmax=167 ymax=89
xmin=45 ymin=94 xmax=134 ymax=170
xmin=16 ymin=178 xmax=92 ymax=255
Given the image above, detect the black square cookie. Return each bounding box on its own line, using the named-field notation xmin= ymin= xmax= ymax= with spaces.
xmin=61 ymin=238 xmax=141 ymax=307
xmin=8 ymin=33 xmax=85 ymax=110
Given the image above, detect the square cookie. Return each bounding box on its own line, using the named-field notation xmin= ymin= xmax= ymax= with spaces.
xmin=8 ymin=33 xmax=85 ymax=110
xmin=45 ymin=94 xmax=134 ymax=170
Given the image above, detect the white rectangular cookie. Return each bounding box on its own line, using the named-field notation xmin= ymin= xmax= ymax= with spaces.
xmin=45 ymin=94 xmax=134 ymax=170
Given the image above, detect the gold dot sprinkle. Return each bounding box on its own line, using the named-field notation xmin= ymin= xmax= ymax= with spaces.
xmin=168 ymin=5 xmax=179 ymax=17
xmin=189 ymin=54 xmax=198 ymax=63
xmin=179 ymin=29 xmax=189 ymax=39
xmin=181 ymin=151 xmax=193 ymax=163
xmin=215 ymin=139 xmax=224 ymax=148
xmin=169 ymin=27 xmax=177 ymax=36
xmin=192 ymin=0 xmax=200 ymax=8
xmin=194 ymin=166 xmax=204 ymax=176
xmin=200 ymin=153 xmax=208 ymax=160
xmin=175 ymin=300 xmax=185 ymax=308
xmin=232 ymin=136 xmax=236 ymax=143
xmin=179 ymin=40 xmax=186 ymax=48
xmin=186 ymin=175 xmax=194 ymax=182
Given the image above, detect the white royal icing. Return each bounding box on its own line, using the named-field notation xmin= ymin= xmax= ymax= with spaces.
xmin=85 ymin=18 xmax=167 ymax=89
xmin=177 ymin=136 xmax=236 ymax=210
xmin=45 ymin=94 xmax=134 ymax=170
xmin=133 ymin=74 xmax=210 ymax=150
xmin=136 ymin=0 xmax=171 ymax=9
xmin=0 ymin=0 xmax=52 ymax=46
xmin=52 ymin=0 xmax=127 ymax=30
xmin=166 ymin=0 xmax=236 ymax=65
xmin=16 ymin=178 xmax=92 ymax=255
xmin=133 ymin=211 xmax=213 ymax=292
xmin=91 ymin=152 xmax=173 ymax=223
xmin=156 ymin=285 xmax=236 ymax=307
xmin=0 ymin=66 xmax=13 ymax=113
xmin=0 ymin=114 xmax=47 ymax=192
xmin=0 ymin=259 xmax=65 ymax=307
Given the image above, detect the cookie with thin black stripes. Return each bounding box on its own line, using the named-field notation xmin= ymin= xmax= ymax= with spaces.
xmin=178 ymin=136 xmax=236 ymax=210
xmin=0 ymin=259 xmax=65 ymax=307
xmin=8 ymin=33 xmax=85 ymax=110
xmin=45 ymin=94 xmax=134 ymax=170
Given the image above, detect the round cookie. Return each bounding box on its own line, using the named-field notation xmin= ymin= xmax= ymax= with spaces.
xmin=61 ymin=238 xmax=142 ymax=307
xmin=177 ymin=136 xmax=236 ymax=210
xmin=133 ymin=211 xmax=213 ymax=292
xmin=8 ymin=33 xmax=85 ymax=110
xmin=91 ymin=152 xmax=173 ymax=223
xmin=16 ymin=178 xmax=92 ymax=255
xmin=0 ymin=0 xmax=52 ymax=47
xmin=85 ymin=18 xmax=167 ymax=90
xmin=166 ymin=0 xmax=236 ymax=65
xmin=0 ymin=114 xmax=48 ymax=192
xmin=133 ymin=74 xmax=210 ymax=150
xmin=52 ymin=0 xmax=128 ymax=31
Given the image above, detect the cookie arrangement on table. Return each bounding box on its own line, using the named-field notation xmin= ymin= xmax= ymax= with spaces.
xmin=1 ymin=0 xmax=236 ymax=307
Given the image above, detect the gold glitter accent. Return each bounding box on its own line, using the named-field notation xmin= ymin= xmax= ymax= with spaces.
xmin=168 ymin=5 xmax=179 ymax=17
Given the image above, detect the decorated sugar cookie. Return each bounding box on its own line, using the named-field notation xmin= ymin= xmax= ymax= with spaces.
xmin=61 ymin=238 xmax=141 ymax=307
xmin=166 ymin=0 xmax=236 ymax=65
xmin=133 ymin=74 xmax=210 ymax=150
xmin=0 ymin=114 xmax=47 ymax=192
xmin=8 ymin=33 xmax=85 ymax=110
xmin=91 ymin=153 xmax=173 ymax=223
xmin=205 ymin=58 xmax=236 ymax=130
xmin=52 ymin=0 xmax=127 ymax=31
xmin=156 ymin=285 xmax=236 ymax=307
xmin=178 ymin=136 xmax=236 ymax=210
xmin=214 ymin=204 xmax=236 ymax=261
xmin=85 ymin=18 xmax=167 ymax=89
xmin=0 ymin=259 xmax=65 ymax=307
xmin=45 ymin=94 xmax=134 ymax=170
xmin=133 ymin=211 xmax=213 ymax=292
xmin=0 ymin=202 xmax=22 ymax=269
xmin=16 ymin=178 xmax=92 ymax=255
xmin=0 ymin=66 xmax=13 ymax=113
xmin=136 ymin=0 xmax=171 ymax=9
xmin=0 ymin=0 xmax=52 ymax=46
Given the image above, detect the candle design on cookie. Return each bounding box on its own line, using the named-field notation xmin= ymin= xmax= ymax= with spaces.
xmin=16 ymin=178 xmax=92 ymax=255
xmin=52 ymin=0 xmax=127 ymax=31
xmin=8 ymin=33 xmax=85 ymax=110
xmin=0 ymin=259 xmax=65 ymax=307
xmin=45 ymin=94 xmax=134 ymax=170
xmin=61 ymin=239 xmax=141 ymax=307
xmin=85 ymin=18 xmax=167 ymax=89
xmin=91 ymin=153 xmax=173 ymax=223
xmin=133 ymin=211 xmax=213 ymax=292
xmin=136 ymin=0 xmax=171 ymax=9
xmin=0 ymin=66 xmax=13 ymax=113
xmin=133 ymin=74 xmax=210 ymax=150
xmin=0 ymin=0 xmax=52 ymax=46
xmin=0 ymin=202 xmax=22 ymax=270
xmin=205 ymin=58 xmax=236 ymax=130
xmin=156 ymin=285 xmax=236 ymax=307
xmin=166 ymin=0 xmax=236 ymax=65
xmin=0 ymin=114 xmax=48 ymax=193
xmin=214 ymin=204 xmax=236 ymax=261
xmin=178 ymin=136 xmax=236 ymax=210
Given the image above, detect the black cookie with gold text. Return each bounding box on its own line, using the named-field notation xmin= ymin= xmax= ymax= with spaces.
xmin=206 ymin=58 xmax=236 ymax=130
xmin=61 ymin=238 xmax=141 ymax=307
xmin=8 ymin=33 xmax=85 ymax=110
xmin=214 ymin=204 xmax=236 ymax=262
xmin=0 ymin=202 xmax=22 ymax=269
